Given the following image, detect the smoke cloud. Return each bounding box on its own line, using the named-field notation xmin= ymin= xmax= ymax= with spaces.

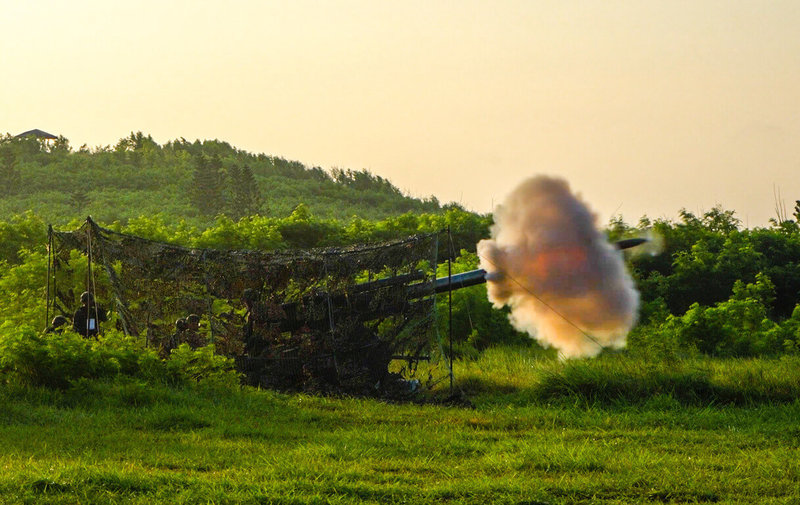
xmin=477 ymin=176 xmax=639 ymax=358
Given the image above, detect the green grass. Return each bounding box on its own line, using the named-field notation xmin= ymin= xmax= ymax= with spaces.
xmin=1 ymin=349 xmax=799 ymax=504
xmin=449 ymin=346 xmax=800 ymax=407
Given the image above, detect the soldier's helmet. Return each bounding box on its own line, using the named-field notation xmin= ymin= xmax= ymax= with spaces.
xmin=242 ymin=288 xmax=258 ymax=304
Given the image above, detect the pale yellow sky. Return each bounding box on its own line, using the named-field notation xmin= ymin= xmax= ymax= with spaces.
xmin=3 ymin=1 xmax=799 ymax=226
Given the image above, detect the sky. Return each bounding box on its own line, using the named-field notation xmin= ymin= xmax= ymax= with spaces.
xmin=3 ymin=1 xmax=799 ymax=227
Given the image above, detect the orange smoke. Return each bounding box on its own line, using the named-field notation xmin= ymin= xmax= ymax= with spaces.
xmin=528 ymin=247 xmax=588 ymax=281
xmin=477 ymin=175 xmax=639 ymax=358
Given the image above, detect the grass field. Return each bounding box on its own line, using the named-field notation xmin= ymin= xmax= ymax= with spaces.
xmin=1 ymin=347 xmax=799 ymax=504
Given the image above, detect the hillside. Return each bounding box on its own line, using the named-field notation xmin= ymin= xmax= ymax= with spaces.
xmin=0 ymin=132 xmax=443 ymax=226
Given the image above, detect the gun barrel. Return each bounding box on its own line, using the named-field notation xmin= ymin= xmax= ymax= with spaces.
xmin=429 ymin=237 xmax=647 ymax=295
xmin=614 ymin=237 xmax=648 ymax=250
xmin=276 ymin=237 xmax=649 ymax=328
xmin=431 ymin=269 xmax=488 ymax=295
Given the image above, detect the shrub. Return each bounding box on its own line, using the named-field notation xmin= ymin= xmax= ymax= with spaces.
xmin=0 ymin=324 xmax=239 ymax=390
xmin=0 ymin=324 xmax=119 ymax=388
xmin=633 ymin=273 xmax=787 ymax=357
xmin=164 ymin=344 xmax=241 ymax=390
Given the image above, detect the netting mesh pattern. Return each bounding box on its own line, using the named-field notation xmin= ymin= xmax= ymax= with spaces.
xmin=51 ymin=219 xmax=441 ymax=393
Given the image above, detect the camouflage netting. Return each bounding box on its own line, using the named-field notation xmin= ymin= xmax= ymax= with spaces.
xmin=49 ymin=218 xmax=444 ymax=394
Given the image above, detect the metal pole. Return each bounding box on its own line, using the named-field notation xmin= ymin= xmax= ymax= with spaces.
xmin=86 ymin=218 xmax=93 ymax=336
xmin=52 ymin=236 xmax=58 ymax=322
xmin=90 ymin=219 xmax=101 ymax=336
xmin=324 ymin=260 xmax=341 ymax=381
xmin=448 ymin=226 xmax=453 ymax=393
xmin=202 ymin=250 xmax=215 ymax=344
xmin=45 ymin=225 xmax=52 ymax=329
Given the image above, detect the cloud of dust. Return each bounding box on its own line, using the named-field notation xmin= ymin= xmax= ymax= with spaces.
xmin=477 ymin=175 xmax=640 ymax=358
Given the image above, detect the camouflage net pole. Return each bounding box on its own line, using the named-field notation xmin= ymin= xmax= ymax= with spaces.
xmin=45 ymin=225 xmax=53 ymax=328
xmin=50 ymin=217 xmax=445 ymax=395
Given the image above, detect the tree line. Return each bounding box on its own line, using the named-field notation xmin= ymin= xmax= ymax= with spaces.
xmin=0 ymin=132 xmax=442 ymax=227
xmin=4 ymin=202 xmax=800 ymax=358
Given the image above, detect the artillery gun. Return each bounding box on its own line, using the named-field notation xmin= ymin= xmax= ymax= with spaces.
xmin=238 ymin=237 xmax=647 ymax=391
xmin=48 ymin=218 xmax=645 ymax=395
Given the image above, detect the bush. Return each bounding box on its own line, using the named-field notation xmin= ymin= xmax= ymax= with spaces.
xmin=164 ymin=344 xmax=241 ymax=390
xmin=0 ymin=324 xmax=117 ymax=388
xmin=0 ymin=324 xmax=240 ymax=390
xmin=631 ymin=273 xmax=788 ymax=357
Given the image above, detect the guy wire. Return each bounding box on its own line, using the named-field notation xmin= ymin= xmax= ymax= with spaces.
xmin=447 ymin=226 xmax=453 ymax=393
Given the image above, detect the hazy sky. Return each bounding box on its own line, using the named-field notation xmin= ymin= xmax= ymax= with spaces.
xmin=3 ymin=1 xmax=799 ymax=227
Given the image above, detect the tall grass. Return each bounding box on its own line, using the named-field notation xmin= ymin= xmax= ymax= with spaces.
xmin=451 ymin=346 xmax=800 ymax=407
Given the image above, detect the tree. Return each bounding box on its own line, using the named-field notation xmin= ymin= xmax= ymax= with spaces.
xmin=0 ymin=144 xmax=20 ymax=196
xmin=49 ymin=136 xmax=72 ymax=156
xmin=331 ymin=168 xmax=402 ymax=195
xmin=70 ymin=189 xmax=90 ymax=212
xmin=276 ymin=204 xmax=341 ymax=248
xmin=228 ymin=164 xmax=263 ymax=219
xmin=191 ymin=154 xmax=226 ymax=216
xmin=702 ymin=206 xmax=740 ymax=234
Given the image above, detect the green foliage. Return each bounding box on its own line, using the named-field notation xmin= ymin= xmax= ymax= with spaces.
xmin=0 ymin=141 xmax=21 ymax=196
xmin=227 ymin=163 xmax=263 ymax=218
xmin=618 ymin=204 xmax=800 ymax=357
xmin=0 ymin=211 xmax=45 ymax=264
xmin=9 ymin=144 xmax=800 ymax=361
xmin=0 ymin=326 xmax=126 ymax=388
xmin=163 ymin=344 xmax=241 ymax=390
xmin=0 ymin=249 xmax=47 ymax=328
xmin=191 ymin=153 xmax=226 ymax=216
xmin=331 ymin=167 xmax=402 ymax=195
xmin=0 ymin=325 xmax=239 ymax=390
xmin=276 ymin=203 xmax=343 ymax=248
xmin=6 ymin=203 xmax=800 ymax=360
xmin=636 ymin=273 xmax=786 ymax=357
xmin=193 ymin=214 xmax=283 ymax=249
xmin=70 ymin=190 xmax=90 ymax=215
xmin=0 ymin=131 xmax=444 ymax=226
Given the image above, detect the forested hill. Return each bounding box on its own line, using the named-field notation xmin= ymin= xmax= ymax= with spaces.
xmin=0 ymin=132 xmax=443 ymax=226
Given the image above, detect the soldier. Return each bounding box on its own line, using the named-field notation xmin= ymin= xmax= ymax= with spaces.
xmin=242 ymin=289 xmax=268 ymax=356
xmin=45 ymin=315 xmax=69 ymax=334
xmin=184 ymin=313 xmax=206 ymax=349
xmin=72 ymin=291 xmax=107 ymax=338
xmin=162 ymin=318 xmax=187 ymax=357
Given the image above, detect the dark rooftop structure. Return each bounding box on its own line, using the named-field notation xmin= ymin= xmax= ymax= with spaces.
xmin=15 ymin=129 xmax=58 ymax=140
